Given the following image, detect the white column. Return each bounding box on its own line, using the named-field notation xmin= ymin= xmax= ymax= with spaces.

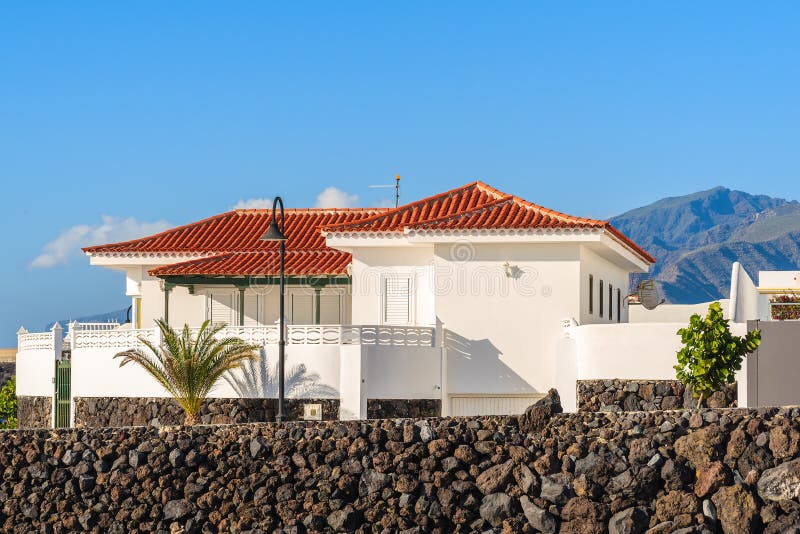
xmin=339 ymin=345 xmax=366 ymax=420
xmin=438 ymin=320 xmax=449 ymax=417
xmin=555 ymin=319 xmax=579 ymax=412
xmin=52 ymin=323 xmax=63 ymax=360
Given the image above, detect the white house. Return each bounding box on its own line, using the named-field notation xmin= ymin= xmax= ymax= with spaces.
xmin=16 ymin=181 xmax=654 ymax=427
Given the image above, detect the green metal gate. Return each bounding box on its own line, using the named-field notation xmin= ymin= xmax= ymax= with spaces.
xmin=54 ymin=360 xmax=71 ymax=428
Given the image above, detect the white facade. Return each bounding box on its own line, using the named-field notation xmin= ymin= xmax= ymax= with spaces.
xmin=328 ymin=228 xmax=652 ymax=414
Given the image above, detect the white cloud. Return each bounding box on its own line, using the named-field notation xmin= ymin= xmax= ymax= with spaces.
xmin=30 ymin=215 xmax=172 ymax=268
xmin=315 ymin=187 xmax=359 ymax=208
xmin=230 ymin=197 xmax=273 ymax=210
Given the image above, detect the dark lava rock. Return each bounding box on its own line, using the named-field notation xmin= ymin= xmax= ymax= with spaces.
xmin=327 ymin=509 xmax=360 ymax=531
xmin=560 ymin=496 xmax=610 ymax=534
xmin=479 ymin=493 xmax=513 ymax=527
xmin=608 ymin=506 xmax=648 ymax=534
xmin=476 ymin=460 xmax=514 ymax=495
xmin=541 ymin=473 xmax=571 ymax=504
xmin=518 ymin=389 xmax=562 ymax=434
xmin=712 ymin=484 xmax=760 ymax=534
xmin=163 ymin=499 xmax=194 ymax=521
xmin=674 ymin=425 xmax=724 ymax=468
xmin=758 ymin=458 xmax=800 ymax=502
xmin=520 ymin=495 xmax=557 ymax=533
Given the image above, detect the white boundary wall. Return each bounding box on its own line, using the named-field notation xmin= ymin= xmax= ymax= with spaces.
xmin=16 ymin=348 xmax=55 ymax=397
xmin=18 ymin=323 xmax=444 ymax=425
xmin=557 ymin=321 xmax=749 ymax=412
xmin=70 ymin=343 xmax=344 ymax=400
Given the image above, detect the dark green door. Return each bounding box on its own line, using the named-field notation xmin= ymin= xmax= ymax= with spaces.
xmin=54 ymin=360 xmax=71 ymax=428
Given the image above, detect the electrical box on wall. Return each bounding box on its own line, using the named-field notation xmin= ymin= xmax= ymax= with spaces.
xmin=303 ymin=403 xmax=323 ymax=421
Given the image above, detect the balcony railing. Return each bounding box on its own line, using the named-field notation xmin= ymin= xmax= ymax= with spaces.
xmin=18 ymin=323 xmax=437 ymax=351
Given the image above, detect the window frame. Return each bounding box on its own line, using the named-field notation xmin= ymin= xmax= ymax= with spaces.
xmin=599 ymin=280 xmax=604 ymax=318
xmin=380 ymin=273 xmax=415 ymax=326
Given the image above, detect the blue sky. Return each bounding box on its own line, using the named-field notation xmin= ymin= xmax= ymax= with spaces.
xmin=1 ymin=2 xmax=799 ymax=345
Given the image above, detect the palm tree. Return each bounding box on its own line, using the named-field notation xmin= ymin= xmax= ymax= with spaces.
xmin=114 ymin=319 xmax=260 ymax=425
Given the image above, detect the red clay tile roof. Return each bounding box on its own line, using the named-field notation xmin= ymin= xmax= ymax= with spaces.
xmin=149 ymin=250 xmax=352 ymax=277
xmin=324 ymin=182 xmax=655 ymax=263
xmin=322 ymin=182 xmax=506 ymax=233
xmin=83 ymin=208 xmax=387 ymax=254
xmin=85 ymin=181 xmax=653 ymax=277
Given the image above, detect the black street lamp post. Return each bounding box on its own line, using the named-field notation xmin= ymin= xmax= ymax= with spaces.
xmin=260 ymin=196 xmax=288 ymax=422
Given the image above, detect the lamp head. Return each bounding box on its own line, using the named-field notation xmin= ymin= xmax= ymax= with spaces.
xmin=260 ymin=219 xmax=287 ymax=242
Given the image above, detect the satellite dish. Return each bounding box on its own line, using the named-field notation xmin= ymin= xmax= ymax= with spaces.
xmin=636 ymin=279 xmax=665 ymax=310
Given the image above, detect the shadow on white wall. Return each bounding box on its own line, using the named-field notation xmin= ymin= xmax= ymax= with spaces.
xmin=224 ymin=348 xmax=339 ymax=399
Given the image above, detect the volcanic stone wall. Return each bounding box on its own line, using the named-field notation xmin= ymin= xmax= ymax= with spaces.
xmin=73 ymin=397 xmax=441 ymax=428
xmin=16 ymin=396 xmax=51 ymax=429
xmin=3 ymin=407 xmax=800 ymax=532
xmin=73 ymin=397 xmax=341 ymax=427
xmin=577 ymin=379 xmax=737 ymax=412
xmin=366 ymin=399 xmax=441 ymax=419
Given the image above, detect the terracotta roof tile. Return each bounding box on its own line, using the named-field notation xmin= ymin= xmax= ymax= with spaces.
xmin=322 ymin=182 xmax=506 ymax=232
xmin=83 ymin=208 xmax=387 ymax=254
xmin=149 ymin=250 xmax=351 ymax=277
xmin=324 ymin=182 xmax=654 ymax=263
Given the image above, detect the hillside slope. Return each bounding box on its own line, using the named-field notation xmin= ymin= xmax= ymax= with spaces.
xmin=610 ymin=187 xmax=800 ymax=303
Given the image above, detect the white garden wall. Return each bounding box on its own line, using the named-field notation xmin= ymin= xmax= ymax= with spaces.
xmin=70 ymin=343 xmax=343 ymax=400
xmin=557 ymin=321 xmax=749 ymax=412
xmin=16 ymin=348 xmax=55 ymax=397
xmin=365 ymin=346 xmax=442 ymax=400
xmin=629 ymin=300 xmax=730 ymax=323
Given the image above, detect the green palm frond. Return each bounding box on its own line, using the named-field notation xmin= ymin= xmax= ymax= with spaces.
xmin=115 ymin=319 xmax=259 ymax=424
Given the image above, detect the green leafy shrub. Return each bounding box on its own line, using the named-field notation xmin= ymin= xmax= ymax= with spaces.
xmin=675 ymin=302 xmax=761 ymax=407
xmin=0 ymin=377 xmax=17 ymax=429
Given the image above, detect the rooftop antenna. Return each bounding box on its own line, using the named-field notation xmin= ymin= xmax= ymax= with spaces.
xmin=369 ymin=174 xmax=401 ymax=208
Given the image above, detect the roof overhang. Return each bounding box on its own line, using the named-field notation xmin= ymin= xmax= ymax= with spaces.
xmin=326 ymin=227 xmax=653 ymax=272
xmin=86 ymin=252 xmax=213 ymax=268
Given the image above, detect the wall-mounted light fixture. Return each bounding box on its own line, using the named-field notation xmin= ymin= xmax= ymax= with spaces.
xmin=503 ymin=262 xmax=522 ymax=279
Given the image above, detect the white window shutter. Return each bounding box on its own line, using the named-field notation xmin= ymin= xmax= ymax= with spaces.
xmin=319 ymin=292 xmax=341 ymax=324
xmin=383 ymin=276 xmax=412 ymax=325
xmin=209 ymin=292 xmax=235 ymax=326
xmin=243 ymin=293 xmax=261 ymax=326
xmin=291 ymin=293 xmax=314 ymax=324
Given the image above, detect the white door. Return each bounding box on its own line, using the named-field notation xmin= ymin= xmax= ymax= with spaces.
xmin=449 ymin=395 xmax=544 ymax=416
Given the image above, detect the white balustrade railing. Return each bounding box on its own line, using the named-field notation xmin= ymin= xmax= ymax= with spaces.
xmin=18 ymin=332 xmax=56 ymax=351
xmin=218 ymin=326 xmax=279 ymax=345
xmin=287 ymin=325 xmax=435 ymax=346
xmin=71 ymin=328 xmax=156 ymax=349
xmin=19 ymin=324 xmax=437 ymax=351
xmin=287 ymin=325 xmax=347 ymax=345
xmin=346 ymin=325 xmax=435 ymax=346
xmin=69 ymin=321 xmax=120 ymax=332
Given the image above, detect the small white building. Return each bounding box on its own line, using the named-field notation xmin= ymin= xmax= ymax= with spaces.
xmin=16 ymin=181 xmax=654 ymax=427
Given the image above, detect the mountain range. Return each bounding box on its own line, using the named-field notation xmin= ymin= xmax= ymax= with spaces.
xmin=610 ymin=187 xmax=800 ymax=303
